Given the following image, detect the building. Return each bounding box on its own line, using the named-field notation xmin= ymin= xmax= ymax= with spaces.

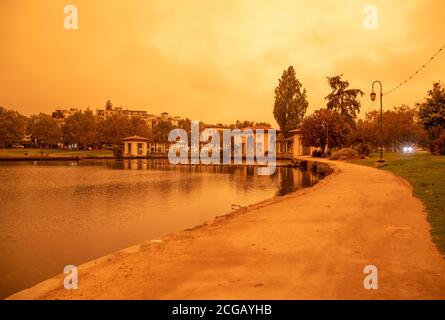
xmin=97 ymin=107 xmax=182 ymax=128
xmin=122 ymin=135 xmax=149 ymax=157
xmin=52 ymin=108 xmax=80 ymax=126
xmin=147 ymin=142 xmax=170 ymax=154
xmin=96 ymin=106 xmax=149 ymax=123
xmin=159 ymin=112 xmax=181 ymax=127
xmin=238 ymin=127 xmax=314 ymax=159
xmin=276 ymin=129 xmax=314 ymax=159
xmin=240 ymin=126 xmax=273 ymax=157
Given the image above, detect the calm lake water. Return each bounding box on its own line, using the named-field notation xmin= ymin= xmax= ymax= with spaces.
xmin=0 ymin=159 xmax=320 ymax=298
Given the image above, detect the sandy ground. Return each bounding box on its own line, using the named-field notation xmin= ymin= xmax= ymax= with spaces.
xmin=8 ymin=159 xmax=445 ymax=299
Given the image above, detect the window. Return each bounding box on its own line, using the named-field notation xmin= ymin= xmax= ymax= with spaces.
xmin=138 ymin=143 xmax=143 ymax=155
xmin=128 ymin=143 xmax=132 ymax=154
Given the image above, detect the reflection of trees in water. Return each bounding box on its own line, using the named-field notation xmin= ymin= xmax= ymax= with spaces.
xmin=277 ymin=168 xmax=295 ymax=196
xmin=94 ymin=160 xmax=319 ymax=197
xmin=276 ymin=168 xmax=319 ymax=196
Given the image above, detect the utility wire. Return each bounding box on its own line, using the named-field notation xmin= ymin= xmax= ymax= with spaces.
xmin=384 ymin=44 xmax=445 ymax=96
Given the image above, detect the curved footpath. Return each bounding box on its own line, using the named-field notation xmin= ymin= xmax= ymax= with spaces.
xmin=8 ymin=159 xmax=445 ymax=299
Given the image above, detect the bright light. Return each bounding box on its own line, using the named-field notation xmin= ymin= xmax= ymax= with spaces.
xmin=403 ymin=146 xmax=414 ymax=153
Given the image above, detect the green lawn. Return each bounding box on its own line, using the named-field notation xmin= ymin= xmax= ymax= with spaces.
xmin=0 ymin=148 xmax=114 ymax=158
xmin=350 ymin=152 xmax=445 ymax=256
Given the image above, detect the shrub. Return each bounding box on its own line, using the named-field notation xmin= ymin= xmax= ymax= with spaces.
xmin=329 ymin=148 xmax=363 ymax=161
xmin=113 ymin=146 xmax=123 ymax=158
xmin=312 ymin=149 xmax=323 ymax=158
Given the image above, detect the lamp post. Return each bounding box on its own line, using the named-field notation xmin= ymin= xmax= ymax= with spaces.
xmin=323 ymin=121 xmax=329 ymax=157
xmin=371 ymin=81 xmax=385 ymax=163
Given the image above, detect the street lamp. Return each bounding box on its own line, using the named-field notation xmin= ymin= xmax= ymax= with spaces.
xmin=371 ymin=81 xmax=385 ymax=163
xmin=323 ymin=122 xmax=329 ymax=157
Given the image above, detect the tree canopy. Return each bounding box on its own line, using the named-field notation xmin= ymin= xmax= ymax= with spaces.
xmin=28 ymin=113 xmax=61 ymax=146
xmin=62 ymin=110 xmax=97 ymax=147
xmin=300 ymin=109 xmax=349 ymax=154
xmin=273 ymin=66 xmax=308 ymax=135
xmin=325 ymin=74 xmax=364 ymax=124
xmin=417 ymin=82 xmax=445 ymax=154
xmin=0 ymin=107 xmax=26 ymax=147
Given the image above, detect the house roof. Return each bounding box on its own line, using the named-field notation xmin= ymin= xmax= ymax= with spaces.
xmin=122 ymin=135 xmax=150 ymax=142
xmin=240 ymin=126 xmax=275 ymax=131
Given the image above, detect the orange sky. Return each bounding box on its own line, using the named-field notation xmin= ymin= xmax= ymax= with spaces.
xmin=1 ymin=0 xmax=444 ymax=126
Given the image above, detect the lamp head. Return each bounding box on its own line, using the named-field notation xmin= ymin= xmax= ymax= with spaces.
xmin=370 ymin=92 xmax=377 ymax=101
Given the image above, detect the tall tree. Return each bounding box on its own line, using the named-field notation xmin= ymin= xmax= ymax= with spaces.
xmin=105 ymin=100 xmax=113 ymax=110
xmin=325 ymin=74 xmax=364 ymax=124
xmin=417 ymin=82 xmax=445 ymax=154
xmin=28 ymin=113 xmax=61 ymax=147
xmin=273 ymin=66 xmax=309 ymax=135
xmin=0 ymin=107 xmax=26 ymax=147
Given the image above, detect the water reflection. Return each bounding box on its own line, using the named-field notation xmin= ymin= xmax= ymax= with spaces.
xmin=0 ymin=159 xmax=321 ymax=298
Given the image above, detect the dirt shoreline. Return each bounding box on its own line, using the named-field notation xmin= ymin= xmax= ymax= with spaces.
xmin=7 ymin=158 xmax=445 ymax=300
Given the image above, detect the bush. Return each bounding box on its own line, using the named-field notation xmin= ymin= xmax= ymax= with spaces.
xmin=113 ymin=146 xmax=123 ymax=158
xmin=356 ymin=144 xmax=371 ymax=156
xmin=312 ymin=149 xmax=323 ymax=158
xmin=329 ymin=148 xmax=364 ymax=161
xmin=429 ymin=130 xmax=445 ymax=155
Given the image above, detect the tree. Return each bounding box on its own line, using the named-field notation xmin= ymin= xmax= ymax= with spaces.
xmin=229 ymin=120 xmax=254 ymax=129
xmin=97 ymin=114 xmax=130 ymax=145
xmin=178 ymin=118 xmax=192 ymax=132
xmin=273 ymin=66 xmax=309 ymax=135
xmin=348 ymin=111 xmax=380 ymax=155
xmin=325 ymin=74 xmax=364 ymax=125
xmin=300 ymin=109 xmax=349 ymax=155
xmin=0 ymin=107 xmax=26 ymax=147
xmin=152 ymin=120 xmax=174 ymax=143
xmin=417 ymin=82 xmax=445 ymax=154
xmin=129 ymin=117 xmax=152 ymax=138
xmin=105 ymin=100 xmax=113 ymax=110
xmin=63 ymin=110 xmax=97 ymax=148
xmin=255 ymin=122 xmax=272 ymax=128
xmin=28 ymin=113 xmax=61 ymax=148
xmin=349 ymin=106 xmax=428 ymax=154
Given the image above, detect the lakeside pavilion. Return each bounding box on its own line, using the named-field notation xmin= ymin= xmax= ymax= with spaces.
xmin=122 ymin=135 xmax=149 ymax=157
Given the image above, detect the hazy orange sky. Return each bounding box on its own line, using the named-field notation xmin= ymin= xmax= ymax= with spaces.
xmin=1 ymin=0 xmax=444 ymax=126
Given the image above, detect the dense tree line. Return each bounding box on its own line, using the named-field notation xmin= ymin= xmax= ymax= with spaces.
xmin=0 ymin=108 xmax=157 ymax=149
xmin=0 ymin=109 xmax=273 ymax=149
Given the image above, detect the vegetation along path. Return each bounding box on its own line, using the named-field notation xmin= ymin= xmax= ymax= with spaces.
xmin=9 ymin=158 xmax=445 ymax=299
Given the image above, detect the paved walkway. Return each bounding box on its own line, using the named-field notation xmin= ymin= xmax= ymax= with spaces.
xmin=9 ymin=160 xmax=445 ymax=299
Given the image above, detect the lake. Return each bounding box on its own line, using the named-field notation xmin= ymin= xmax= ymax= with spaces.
xmin=0 ymin=159 xmax=321 ymax=298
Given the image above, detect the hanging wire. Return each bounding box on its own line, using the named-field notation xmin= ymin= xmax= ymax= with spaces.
xmin=383 ymin=44 xmax=445 ymax=96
